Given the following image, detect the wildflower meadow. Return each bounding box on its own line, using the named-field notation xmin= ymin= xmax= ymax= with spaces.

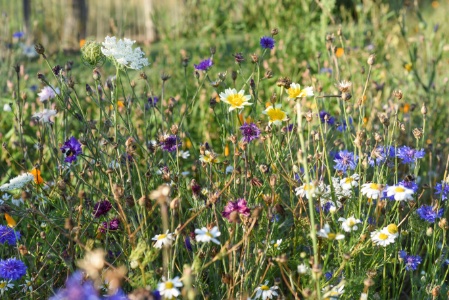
xmin=1 ymin=0 xmax=449 ymax=299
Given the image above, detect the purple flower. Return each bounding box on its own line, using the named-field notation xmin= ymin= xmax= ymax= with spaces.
xmin=334 ymin=150 xmax=358 ymax=173
xmin=399 ymin=179 xmax=418 ymax=193
xmin=396 ymin=146 xmax=425 ymax=164
xmin=100 ymin=218 xmax=120 ymax=233
xmin=13 ymin=32 xmax=24 ymax=38
xmin=399 ymin=251 xmax=422 ymax=271
xmin=336 ymin=118 xmax=353 ymax=132
xmin=260 ymin=36 xmax=275 ymax=49
xmin=240 ymin=122 xmax=260 ymax=143
xmin=368 ymin=146 xmax=396 ymax=167
xmin=319 ymin=111 xmax=335 ymax=125
xmin=194 ymin=58 xmax=213 ymax=71
xmin=320 ymin=68 xmax=332 ymax=75
xmin=324 ymin=272 xmax=333 ymax=281
xmin=222 ymin=198 xmax=250 ymax=221
xmin=434 ymin=181 xmax=449 ymax=201
xmin=416 ymin=205 xmax=443 ymax=223
xmin=160 ymin=135 xmax=181 ymax=152
xmin=0 ymin=225 xmax=20 ymax=245
xmin=60 ymin=136 xmax=82 ymax=163
xmin=185 ymin=236 xmax=193 ymax=252
xmin=0 ymin=258 xmax=27 ymax=281
xmin=146 ymin=96 xmax=159 ymax=109
xmin=49 ymin=271 xmax=100 ymax=300
xmin=93 ymin=200 xmax=112 ymax=218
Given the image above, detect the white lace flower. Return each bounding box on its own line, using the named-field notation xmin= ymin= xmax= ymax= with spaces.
xmin=195 ymin=226 xmax=221 ymax=244
xmin=32 ymin=109 xmax=57 ymax=123
xmin=101 ymin=36 xmax=150 ymax=70
xmin=0 ymin=173 xmax=34 ymax=192
xmin=38 ymin=86 xmax=60 ymax=102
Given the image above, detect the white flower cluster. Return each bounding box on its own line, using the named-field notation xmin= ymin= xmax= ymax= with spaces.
xmin=32 ymin=109 xmax=57 ymax=123
xmin=0 ymin=173 xmax=34 ymax=192
xmin=101 ymin=36 xmax=149 ymax=70
xmin=38 ymin=86 xmax=60 ymax=102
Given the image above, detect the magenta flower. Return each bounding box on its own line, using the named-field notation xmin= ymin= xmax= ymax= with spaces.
xmin=60 ymin=136 xmax=82 ymax=163
xmin=222 ymin=198 xmax=250 ymax=221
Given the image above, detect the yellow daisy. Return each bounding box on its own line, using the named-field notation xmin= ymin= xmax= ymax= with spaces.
xmin=286 ymin=83 xmax=314 ymax=100
xmin=263 ymin=104 xmax=288 ymax=126
xmin=219 ymin=88 xmax=252 ymax=111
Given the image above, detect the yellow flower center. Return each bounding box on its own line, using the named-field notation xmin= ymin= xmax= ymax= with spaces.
xmin=394 ymin=187 xmax=405 ymax=193
xmin=165 ymin=281 xmax=174 ymax=289
xmin=261 ymin=285 xmax=270 ymax=291
xmin=378 ymin=233 xmax=389 ymax=240
xmin=304 ymin=184 xmax=312 ymax=191
xmin=387 ymin=224 xmax=398 ymax=235
xmin=327 ymin=233 xmax=336 ymax=240
xmin=369 ymin=183 xmax=379 ymax=190
xmin=266 ymin=108 xmax=286 ymax=123
xmin=158 ymin=234 xmax=167 ymax=240
xmin=0 ymin=282 xmax=6 ymax=288
xmin=206 ymin=232 xmax=213 ymax=238
xmin=287 ymin=87 xmax=304 ymax=99
xmin=344 ymin=177 xmax=354 ymax=184
xmin=226 ymin=94 xmax=246 ymax=108
xmin=274 ymin=243 xmax=279 ymax=248
xmin=348 ymin=219 xmax=356 ymax=226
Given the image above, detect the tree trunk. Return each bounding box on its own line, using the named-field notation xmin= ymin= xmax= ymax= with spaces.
xmin=62 ymin=0 xmax=88 ymax=50
xmin=22 ymin=0 xmax=31 ymax=43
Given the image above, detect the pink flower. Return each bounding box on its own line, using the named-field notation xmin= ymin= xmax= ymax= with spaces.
xmin=222 ymin=198 xmax=250 ymax=221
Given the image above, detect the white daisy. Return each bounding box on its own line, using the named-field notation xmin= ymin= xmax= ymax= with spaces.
xmin=254 ymin=281 xmax=279 ymax=300
xmin=157 ymin=276 xmax=183 ymax=299
xmin=3 ymin=104 xmax=12 ymax=112
xmin=386 ymin=185 xmax=414 ymax=201
xmin=338 ymin=216 xmax=362 ymax=232
xmin=38 ymin=86 xmax=60 ymax=102
xmin=360 ymin=183 xmax=384 ymax=199
xmin=31 ymin=109 xmax=57 ymax=123
xmin=271 ymin=239 xmax=282 ymax=249
xmin=297 ymin=263 xmax=309 ymax=274
xmin=195 ymin=226 xmax=221 ymax=245
xmin=323 ymin=284 xmax=345 ymax=299
xmin=21 ymin=279 xmax=33 ymax=293
xmin=295 ymin=181 xmax=325 ymax=199
xmin=340 ymin=174 xmax=360 ymax=190
xmin=317 ymin=224 xmax=345 ymax=240
xmin=286 ymin=82 xmax=314 ymax=100
xmin=371 ymin=229 xmax=396 ymax=247
xmin=152 ymin=230 xmax=175 ymax=249
xmin=0 ymin=173 xmax=34 ymax=192
xmin=219 ymin=88 xmax=252 ymax=112
xmin=178 ymin=150 xmax=190 ymax=159
xmin=0 ymin=280 xmax=13 ymax=295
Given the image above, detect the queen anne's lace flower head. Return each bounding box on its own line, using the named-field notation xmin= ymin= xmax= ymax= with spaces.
xmin=0 ymin=173 xmax=34 ymax=192
xmin=101 ymin=36 xmax=149 ymax=70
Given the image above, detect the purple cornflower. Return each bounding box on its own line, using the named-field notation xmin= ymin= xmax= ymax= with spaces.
xmin=146 ymin=96 xmax=159 ymax=108
xmin=240 ymin=122 xmax=260 ymax=143
xmin=100 ymin=218 xmax=120 ymax=233
xmin=399 ymin=251 xmax=422 ymax=271
xmin=12 ymin=32 xmax=24 ymax=38
xmin=185 ymin=236 xmax=193 ymax=252
xmin=160 ymin=135 xmax=181 ymax=152
xmin=336 ymin=118 xmax=353 ymax=132
xmin=399 ymin=179 xmax=418 ymax=193
xmin=0 ymin=225 xmax=20 ymax=245
xmin=222 ymin=198 xmax=250 ymax=221
xmin=93 ymin=200 xmax=112 ymax=218
xmin=0 ymin=258 xmax=27 ymax=281
xmin=260 ymin=36 xmax=275 ymax=49
xmin=319 ymin=111 xmax=335 ymax=125
xmin=194 ymin=58 xmax=213 ymax=71
xmin=396 ymin=146 xmax=425 ymax=164
xmin=334 ymin=150 xmax=358 ymax=173
xmin=368 ymin=146 xmax=396 ymax=167
xmin=324 ymin=272 xmax=333 ymax=281
xmin=434 ymin=181 xmax=449 ymax=201
xmin=49 ymin=271 xmax=99 ymax=300
xmin=60 ymin=136 xmax=82 ymax=163
xmin=416 ymin=205 xmax=443 ymax=223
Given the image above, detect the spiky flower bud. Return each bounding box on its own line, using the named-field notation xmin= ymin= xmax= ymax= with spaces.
xmin=413 ymin=128 xmax=423 ymax=140
xmin=34 ymin=43 xmax=46 ymax=57
xmin=81 ymin=41 xmax=105 ymax=67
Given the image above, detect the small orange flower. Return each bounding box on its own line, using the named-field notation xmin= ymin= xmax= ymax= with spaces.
xmin=5 ymin=213 xmax=16 ymax=228
xmin=224 ymin=144 xmax=230 ymax=157
xmin=79 ymin=39 xmax=86 ymax=48
xmin=30 ymin=168 xmax=44 ymax=184
xmin=335 ymin=47 xmax=344 ymax=58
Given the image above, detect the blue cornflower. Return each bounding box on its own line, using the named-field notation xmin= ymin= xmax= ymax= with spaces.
xmin=399 ymin=179 xmax=418 ymax=193
xmin=334 ymin=150 xmax=358 ymax=173
xmin=0 ymin=225 xmax=20 ymax=245
xmin=60 ymin=136 xmax=82 ymax=163
xmin=324 ymin=272 xmax=333 ymax=281
xmin=396 ymin=146 xmax=425 ymax=164
xmin=194 ymin=58 xmax=213 ymax=71
xmin=336 ymin=118 xmax=353 ymax=132
xmin=434 ymin=181 xmax=449 ymax=201
xmin=399 ymin=251 xmax=422 ymax=271
xmin=260 ymin=36 xmax=275 ymax=49
xmin=240 ymin=122 xmax=260 ymax=143
xmin=12 ymin=32 xmax=24 ymax=38
xmin=0 ymin=258 xmax=27 ymax=281
xmin=320 ymin=67 xmax=332 ymax=75
xmin=160 ymin=134 xmax=181 ymax=152
xmin=319 ymin=111 xmax=335 ymax=125
xmin=50 ymin=271 xmax=100 ymax=300
xmin=368 ymin=146 xmax=396 ymax=167
xmin=146 ymin=96 xmax=159 ymax=109
xmin=416 ymin=205 xmax=443 ymax=223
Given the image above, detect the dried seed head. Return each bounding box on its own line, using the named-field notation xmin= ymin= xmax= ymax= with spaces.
xmin=250 ymin=53 xmax=259 ymax=63
xmin=210 ymin=46 xmax=216 ymax=55
xmin=271 ymin=28 xmax=279 ymax=36
xmin=231 ymin=70 xmax=238 ymax=81
xmin=367 ymin=54 xmax=375 ymax=65
xmin=264 ymin=70 xmax=273 ymax=79
xmin=341 ymin=92 xmax=352 ymax=101
xmin=374 ymin=132 xmax=383 ymax=143
xmin=438 ymin=218 xmax=448 ymax=230
xmin=276 ymin=77 xmax=292 ymax=89
xmin=421 ymin=103 xmax=427 ymax=115
xmin=170 ymin=124 xmax=179 ymax=135
xmin=34 ymin=43 xmax=46 ymax=57
xmin=337 ymin=26 xmax=343 ymax=36
xmin=393 ymin=90 xmax=403 ymax=100
xmin=161 ymin=73 xmax=171 ymax=82
xmin=377 ymin=113 xmax=390 ymax=126
xmin=269 ymin=175 xmax=277 ymax=187
xmin=233 ymin=53 xmax=245 ymax=64
xmin=93 ymin=68 xmax=101 ymax=80
xmin=305 ymin=110 xmax=313 ymax=122
xmin=412 ymin=128 xmax=423 ymax=139
xmin=19 ymin=245 xmax=28 ymax=256
xmin=337 ymin=80 xmax=352 ymax=92
xmin=364 ymin=278 xmax=375 ymax=287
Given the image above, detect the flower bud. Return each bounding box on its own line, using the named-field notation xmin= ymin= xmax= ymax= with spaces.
xmin=367 ymin=54 xmax=375 ymax=65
